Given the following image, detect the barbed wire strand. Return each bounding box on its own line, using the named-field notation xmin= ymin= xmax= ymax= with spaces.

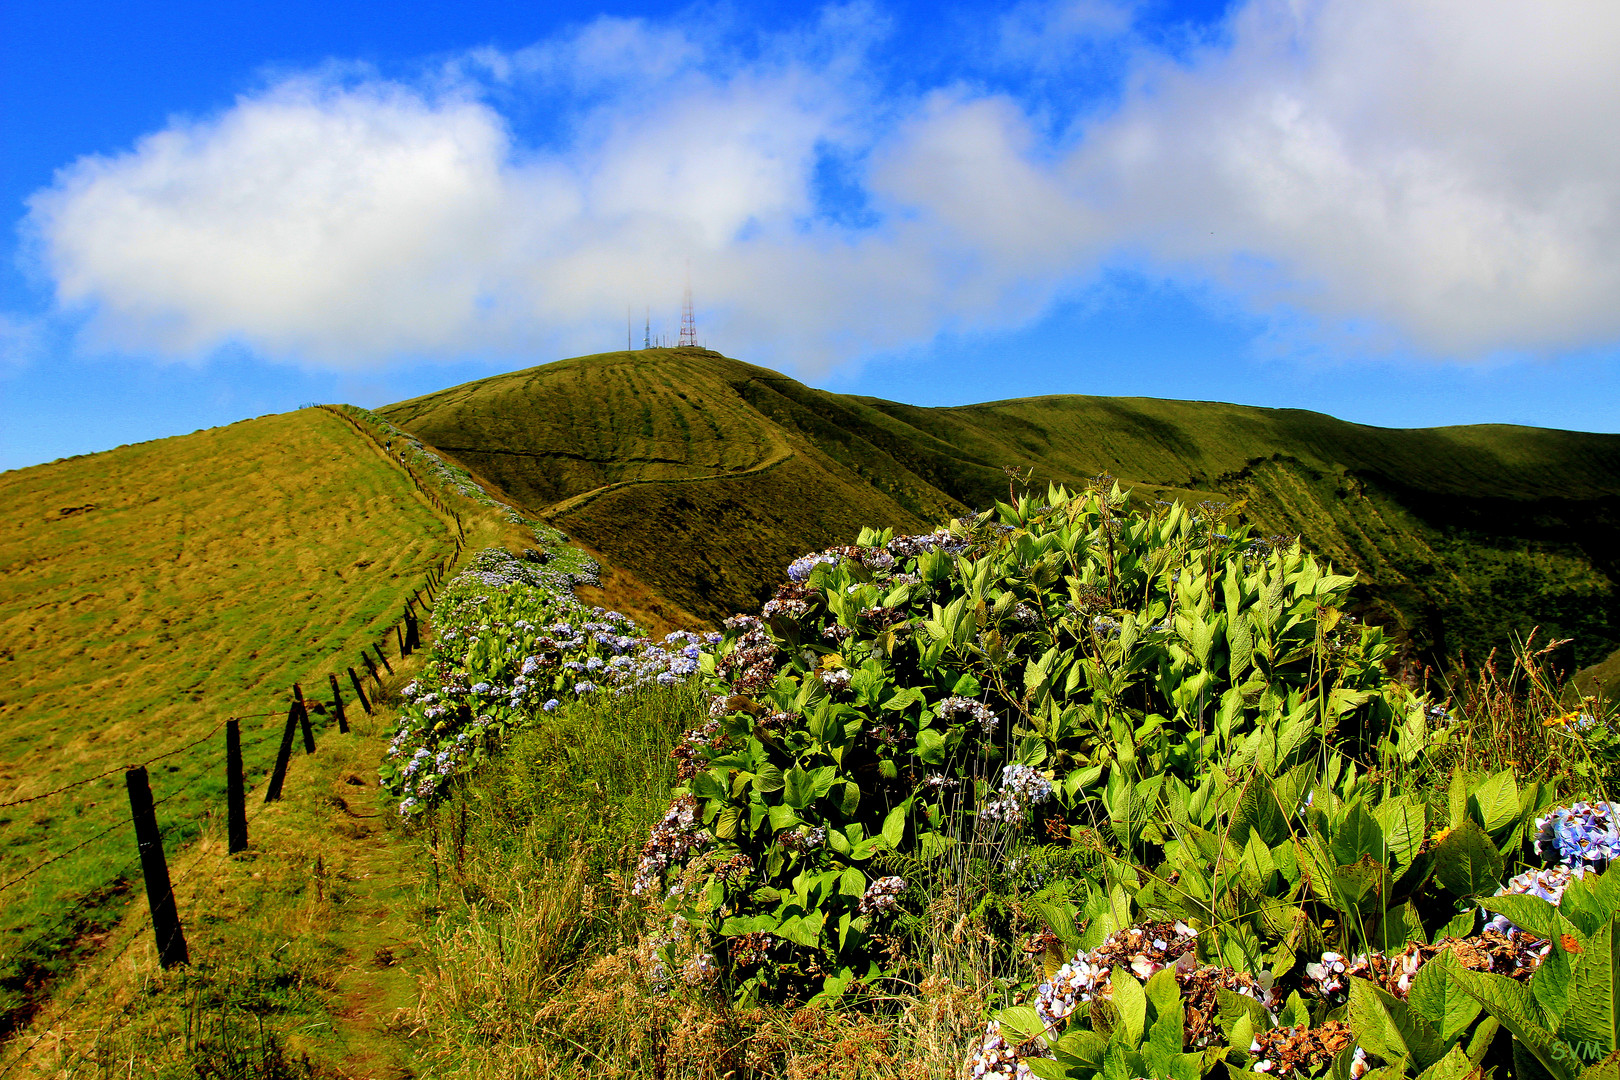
xmin=0 ymin=782 xmax=209 ymax=898
xmin=0 ymin=715 xmax=265 ymax=810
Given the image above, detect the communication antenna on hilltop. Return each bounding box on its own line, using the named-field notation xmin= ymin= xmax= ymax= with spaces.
xmin=644 ymin=307 xmax=651 ymax=350
xmin=679 ymin=262 xmax=697 ymax=348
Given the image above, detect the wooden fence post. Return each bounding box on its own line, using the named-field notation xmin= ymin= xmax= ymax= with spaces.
xmin=373 ymin=644 xmax=393 ymax=676
xmin=226 ymin=721 xmax=247 ymax=853
xmin=395 ymin=624 xmax=407 ymax=658
xmin=348 ymin=667 xmax=373 ymax=714
xmin=328 ymin=673 xmax=349 ymax=733
xmin=125 ymin=766 xmax=189 ymax=968
xmin=293 ymin=684 xmax=315 ymax=754
xmin=264 ymin=700 xmax=299 ymax=802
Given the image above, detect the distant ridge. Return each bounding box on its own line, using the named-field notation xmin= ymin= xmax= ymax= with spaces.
xmin=381 ymin=348 xmax=1620 ymax=673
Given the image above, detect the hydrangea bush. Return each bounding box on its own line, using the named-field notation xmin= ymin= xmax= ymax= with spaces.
xmin=633 ymin=486 xmax=1440 ymax=1004
xmin=379 ymin=546 xmax=710 ymax=816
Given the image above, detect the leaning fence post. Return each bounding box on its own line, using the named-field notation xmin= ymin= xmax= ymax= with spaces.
xmin=328 ymin=673 xmax=349 ymax=733
xmin=348 ymin=667 xmax=372 ymax=714
xmin=264 ymin=700 xmax=299 ymax=802
xmin=293 ymin=684 xmax=315 ymax=754
xmin=373 ymin=644 xmax=394 ymax=675
xmin=226 ymin=721 xmax=247 ymax=853
xmin=125 ymin=766 xmax=189 ymax=968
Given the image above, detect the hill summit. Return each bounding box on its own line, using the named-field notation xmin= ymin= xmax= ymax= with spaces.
xmin=381 ymin=348 xmax=1620 ymax=671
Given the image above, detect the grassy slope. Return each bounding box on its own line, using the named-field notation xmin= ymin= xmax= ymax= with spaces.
xmin=0 ymin=407 xmax=458 ymax=1028
xmin=382 ymin=349 xmax=1620 ymax=674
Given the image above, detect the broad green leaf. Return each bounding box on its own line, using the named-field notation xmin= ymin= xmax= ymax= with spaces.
xmin=1453 ymin=967 xmax=1574 ymax=1080
xmin=1372 ymin=796 xmax=1427 ymax=866
xmin=714 ymin=806 xmax=741 ymax=839
xmin=783 ymin=766 xmax=815 ymax=810
xmin=1414 ymin=1045 xmax=1480 ymax=1080
xmin=1480 ymin=894 xmax=1560 ymax=940
xmin=1111 ymin=970 xmax=1147 ymax=1046
xmin=1431 ymin=819 xmax=1503 ymax=898
xmin=1333 ymin=801 xmax=1385 ymax=865
xmin=1578 ymin=1050 xmax=1620 ymax=1080
xmin=1373 ymin=901 xmax=1426 ymax=951
xmin=754 ymin=762 xmax=785 ymax=792
xmin=1469 ymin=770 xmax=1521 ymax=836
xmin=1349 ymin=977 xmax=1446 ymax=1071
xmin=839 ymin=867 xmax=866 ymax=897
xmin=1564 ymin=918 xmax=1620 ymax=1054
xmin=1406 ymin=952 xmax=1482 ymax=1044
xmin=915 ymin=727 xmax=947 ymax=765
xmin=998 ymin=1005 xmax=1048 ymax=1047
xmin=881 ymin=803 xmax=907 ymax=848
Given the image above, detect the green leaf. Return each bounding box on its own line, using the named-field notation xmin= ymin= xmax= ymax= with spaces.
xmin=998 ymin=1005 xmax=1049 ymax=1047
xmin=1469 ymin=770 xmax=1521 ymax=835
xmin=1406 ymin=952 xmax=1482 ymax=1044
xmin=1372 ymin=795 xmax=1427 ymax=866
xmin=783 ymin=766 xmax=815 ymax=810
xmin=881 ymin=803 xmax=907 ymax=848
xmin=1564 ymin=918 xmax=1620 ymax=1054
xmin=768 ymin=803 xmax=801 ymax=832
xmin=1479 ymin=894 xmax=1560 ymax=940
xmin=1431 ymin=819 xmax=1503 ymax=898
xmin=916 ymin=727 xmax=946 ymax=765
xmin=839 ymin=867 xmax=866 ymax=897
xmin=754 ymin=762 xmax=785 ymax=793
xmin=1333 ymin=801 xmax=1386 ymax=865
xmin=1348 ymin=976 xmax=1446 ymax=1071
xmin=1111 ymin=971 xmax=1148 ymax=1046
xmin=715 ymin=806 xmax=741 ymax=839
xmin=1414 ymin=1045 xmax=1482 ymax=1080
xmin=1452 ymin=967 xmax=1574 ymax=1080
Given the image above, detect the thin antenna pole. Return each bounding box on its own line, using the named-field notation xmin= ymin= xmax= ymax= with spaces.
xmin=644 ymin=307 xmax=651 ymax=350
xmin=679 ymin=260 xmax=697 ymax=348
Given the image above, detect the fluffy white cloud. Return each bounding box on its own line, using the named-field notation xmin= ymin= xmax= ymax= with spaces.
xmin=22 ymin=0 xmax=1620 ymax=371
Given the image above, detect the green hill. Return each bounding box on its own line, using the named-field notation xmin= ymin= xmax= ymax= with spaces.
xmin=0 ymin=407 xmax=463 ymax=1030
xmin=381 ymin=348 xmax=1620 ymax=676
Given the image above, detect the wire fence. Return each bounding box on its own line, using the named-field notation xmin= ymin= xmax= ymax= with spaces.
xmin=0 ymin=406 xmax=480 ymax=1068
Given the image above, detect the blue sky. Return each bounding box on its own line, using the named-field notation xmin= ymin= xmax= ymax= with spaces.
xmin=5 ymin=0 xmax=1619 ymax=471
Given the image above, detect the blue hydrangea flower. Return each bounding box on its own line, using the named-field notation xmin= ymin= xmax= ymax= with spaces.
xmin=1536 ymin=802 xmax=1620 ymax=868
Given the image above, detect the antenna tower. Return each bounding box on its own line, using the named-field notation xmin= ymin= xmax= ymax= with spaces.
xmin=679 ymin=265 xmax=697 ymax=348
xmin=644 ymin=308 xmax=651 ymax=350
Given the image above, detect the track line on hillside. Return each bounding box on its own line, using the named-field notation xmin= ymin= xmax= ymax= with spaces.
xmin=541 ymin=443 xmax=796 ymax=520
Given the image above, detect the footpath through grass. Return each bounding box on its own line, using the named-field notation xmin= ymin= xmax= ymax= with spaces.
xmin=0 ymin=407 xmax=456 ymax=1033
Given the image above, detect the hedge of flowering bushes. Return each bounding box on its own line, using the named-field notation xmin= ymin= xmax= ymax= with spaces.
xmin=625 ymin=485 xmax=1620 ymax=1079
xmin=379 ymin=545 xmax=711 ymax=817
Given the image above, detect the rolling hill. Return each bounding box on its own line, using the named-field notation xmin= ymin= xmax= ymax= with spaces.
xmin=381 ymin=348 xmax=1620 ymax=676
xmin=0 ymin=407 xmax=468 ymax=1031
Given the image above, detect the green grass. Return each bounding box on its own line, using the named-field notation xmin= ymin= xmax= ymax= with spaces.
xmin=0 ymin=407 xmax=458 ymax=1032
xmin=380 ymin=349 xmax=1620 ymax=674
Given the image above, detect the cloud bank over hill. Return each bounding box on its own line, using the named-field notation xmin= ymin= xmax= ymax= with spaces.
xmin=22 ymin=0 xmax=1620 ymax=372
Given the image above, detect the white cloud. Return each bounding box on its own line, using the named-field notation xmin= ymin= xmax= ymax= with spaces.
xmin=20 ymin=0 xmax=1620 ymax=372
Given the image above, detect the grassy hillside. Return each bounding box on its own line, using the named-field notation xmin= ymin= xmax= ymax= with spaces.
xmin=0 ymin=407 xmax=459 ymax=1030
xmin=382 ymin=348 xmax=1620 ymax=675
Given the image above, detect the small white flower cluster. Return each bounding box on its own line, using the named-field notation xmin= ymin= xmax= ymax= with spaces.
xmin=967 ymin=1019 xmax=1046 ymax=1080
xmin=632 ymin=795 xmax=710 ymax=896
xmin=1034 ymin=922 xmax=1198 ymax=1033
xmin=935 ymin=696 xmax=998 ymax=734
xmin=983 ymin=765 xmax=1055 ymax=824
xmin=856 ymin=875 xmax=906 ymax=916
xmin=777 ymin=824 xmax=827 ymax=852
